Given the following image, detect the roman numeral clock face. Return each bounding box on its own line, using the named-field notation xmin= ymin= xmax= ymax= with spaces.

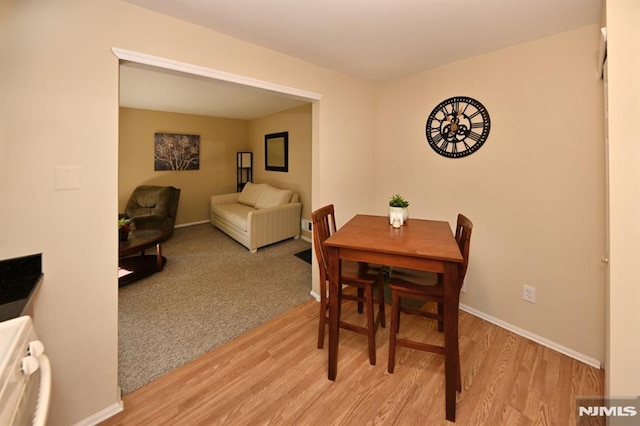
xmin=425 ymin=96 xmax=491 ymax=158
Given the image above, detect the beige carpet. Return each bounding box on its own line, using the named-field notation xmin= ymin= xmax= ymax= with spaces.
xmin=118 ymin=223 xmax=313 ymax=395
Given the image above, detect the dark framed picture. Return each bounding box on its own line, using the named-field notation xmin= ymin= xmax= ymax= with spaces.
xmin=265 ymin=131 xmax=288 ymax=172
xmin=154 ymin=133 xmax=200 ymax=171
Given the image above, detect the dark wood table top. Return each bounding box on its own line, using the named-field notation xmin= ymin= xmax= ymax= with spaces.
xmin=324 ymin=214 xmax=463 ymax=264
xmin=118 ymin=229 xmax=165 ymax=258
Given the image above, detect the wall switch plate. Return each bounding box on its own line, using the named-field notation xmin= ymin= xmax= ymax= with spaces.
xmin=54 ymin=166 xmax=80 ymax=190
xmin=523 ymin=284 xmax=536 ymax=303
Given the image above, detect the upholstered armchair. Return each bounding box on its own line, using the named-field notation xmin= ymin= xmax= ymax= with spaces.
xmin=121 ymin=185 xmax=181 ymax=240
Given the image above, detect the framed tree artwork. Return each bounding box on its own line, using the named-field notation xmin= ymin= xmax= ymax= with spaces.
xmin=154 ymin=133 xmax=200 ymax=171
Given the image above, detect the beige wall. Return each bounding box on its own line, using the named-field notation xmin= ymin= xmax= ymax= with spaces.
xmin=374 ymin=25 xmax=605 ymax=362
xmin=605 ymin=0 xmax=640 ymax=399
xmin=250 ymin=104 xmax=313 ymax=239
xmin=119 ymin=107 xmax=249 ymax=225
xmin=1 ymin=2 xmax=374 ymax=424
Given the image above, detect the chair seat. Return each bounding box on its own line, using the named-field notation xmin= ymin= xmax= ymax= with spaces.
xmin=389 ymin=269 xmax=443 ymax=326
xmin=342 ymin=260 xmax=383 ymax=283
xmin=389 ymin=268 xmax=439 ymax=295
xmin=391 ymin=267 xmax=438 ymax=284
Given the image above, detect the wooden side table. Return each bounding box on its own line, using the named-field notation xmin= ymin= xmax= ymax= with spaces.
xmin=118 ymin=229 xmax=167 ymax=286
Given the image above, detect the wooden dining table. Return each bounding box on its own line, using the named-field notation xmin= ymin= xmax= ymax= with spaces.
xmin=324 ymin=214 xmax=464 ymax=421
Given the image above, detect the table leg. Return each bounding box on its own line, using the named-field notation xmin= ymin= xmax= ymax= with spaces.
xmin=156 ymin=243 xmax=163 ymax=271
xmin=443 ymin=261 xmax=459 ymax=422
xmin=327 ymin=246 xmax=340 ymax=380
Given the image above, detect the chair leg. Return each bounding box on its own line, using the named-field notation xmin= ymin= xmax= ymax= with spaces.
xmin=357 ymin=287 xmax=364 ymax=313
xmin=387 ymin=289 xmax=463 ymax=393
xmin=457 ymin=348 xmax=462 ymax=392
xmin=377 ymin=276 xmax=386 ymax=328
xmin=437 ymin=302 xmax=444 ymax=332
xmin=388 ymin=289 xmax=400 ymax=373
xmin=395 ymin=295 xmax=402 ymax=333
xmin=365 ymin=284 xmax=376 ymax=365
xmin=317 ymin=280 xmax=327 ymax=349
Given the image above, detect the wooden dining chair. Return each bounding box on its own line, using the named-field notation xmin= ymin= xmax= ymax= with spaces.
xmin=312 ymin=204 xmax=386 ymax=365
xmin=387 ymin=213 xmax=473 ymax=393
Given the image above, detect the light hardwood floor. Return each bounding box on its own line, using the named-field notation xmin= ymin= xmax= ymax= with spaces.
xmin=101 ymin=297 xmax=603 ymax=425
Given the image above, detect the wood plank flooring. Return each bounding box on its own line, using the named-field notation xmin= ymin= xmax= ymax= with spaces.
xmin=101 ymin=298 xmax=603 ymax=425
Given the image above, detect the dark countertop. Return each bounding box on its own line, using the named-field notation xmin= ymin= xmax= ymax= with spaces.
xmin=0 ymin=253 xmax=42 ymax=322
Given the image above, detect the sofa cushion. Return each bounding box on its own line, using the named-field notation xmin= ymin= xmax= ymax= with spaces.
xmin=255 ymin=185 xmax=293 ymax=209
xmin=210 ymin=203 xmax=254 ymax=231
xmin=237 ymin=182 xmax=265 ymax=207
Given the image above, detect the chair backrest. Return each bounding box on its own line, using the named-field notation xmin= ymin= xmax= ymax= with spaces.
xmin=125 ymin=185 xmax=181 ymax=219
xmin=454 ymin=213 xmax=473 ymax=288
xmin=311 ymin=204 xmax=337 ymax=278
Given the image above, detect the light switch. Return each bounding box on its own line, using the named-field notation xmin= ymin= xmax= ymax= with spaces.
xmin=54 ymin=166 xmax=80 ymax=191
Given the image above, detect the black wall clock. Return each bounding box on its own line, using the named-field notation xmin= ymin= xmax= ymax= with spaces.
xmin=425 ymin=96 xmax=491 ymax=158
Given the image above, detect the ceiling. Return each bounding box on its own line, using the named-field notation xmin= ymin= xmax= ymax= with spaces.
xmin=119 ymin=62 xmax=311 ymax=120
xmin=120 ymin=0 xmax=602 ymax=118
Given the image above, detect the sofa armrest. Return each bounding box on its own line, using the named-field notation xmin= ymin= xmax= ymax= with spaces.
xmin=210 ymin=192 xmax=240 ymax=206
xmin=247 ymin=202 xmax=302 ymax=250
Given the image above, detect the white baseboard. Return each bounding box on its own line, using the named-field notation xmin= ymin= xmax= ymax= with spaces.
xmin=175 ymin=220 xmax=210 ymax=228
xmin=310 ymin=290 xmax=321 ymax=301
xmin=459 ymin=303 xmax=601 ymax=369
xmin=73 ymin=400 xmax=123 ymax=426
xmin=300 ymin=235 xmax=311 ymax=243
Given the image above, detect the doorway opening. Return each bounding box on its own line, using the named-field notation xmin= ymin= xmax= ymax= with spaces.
xmin=114 ymin=48 xmax=321 ymax=394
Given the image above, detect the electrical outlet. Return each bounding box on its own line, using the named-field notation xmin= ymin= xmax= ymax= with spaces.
xmin=301 ymin=219 xmax=312 ymax=231
xmin=523 ymin=285 xmax=536 ymax=303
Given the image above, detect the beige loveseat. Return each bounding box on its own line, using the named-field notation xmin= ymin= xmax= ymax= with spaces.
xmin=210 ymin=182 xmax=302 ymax=253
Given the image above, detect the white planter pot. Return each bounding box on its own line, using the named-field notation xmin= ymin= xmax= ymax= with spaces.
xmin=389 ymin=207 xmax=409 ymax=225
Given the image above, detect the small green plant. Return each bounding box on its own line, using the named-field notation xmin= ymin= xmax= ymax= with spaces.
xmin=389 ymin=194 xmax=409 ymax=208
xmin=118 ymin=217 xmax=131 ymax=231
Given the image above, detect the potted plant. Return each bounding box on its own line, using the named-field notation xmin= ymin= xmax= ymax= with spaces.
xmin=118 ymin=218 xmax=131 ymax=241
xmin=388 ymin=194 xmax=409 ymax=225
